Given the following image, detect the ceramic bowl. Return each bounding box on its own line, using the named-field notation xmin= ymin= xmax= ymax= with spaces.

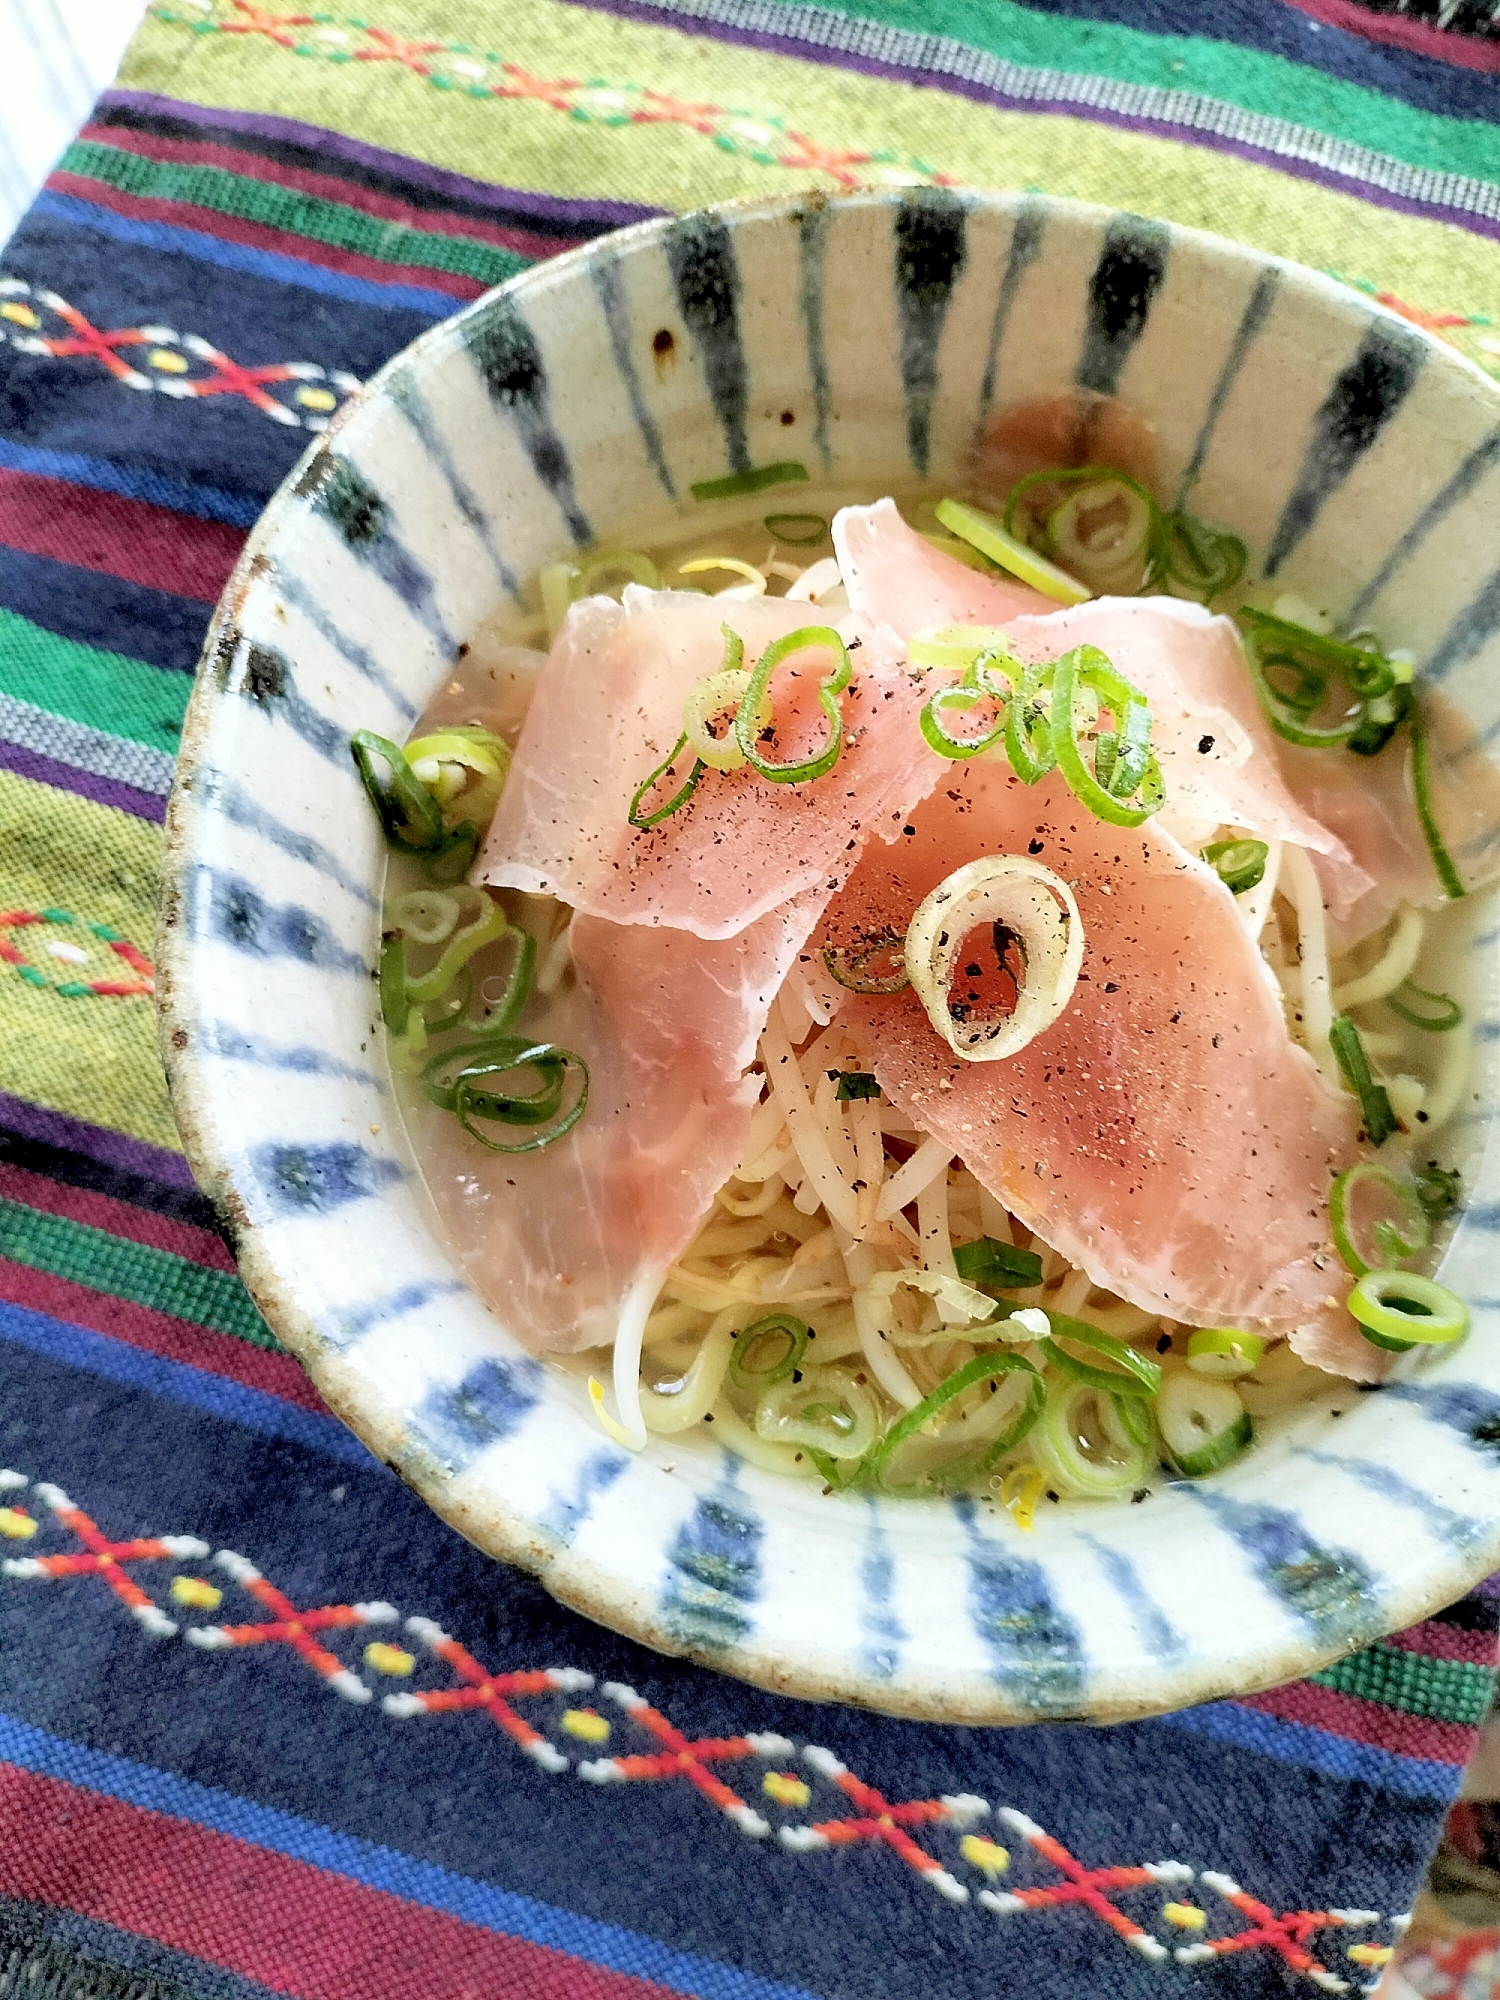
xmin=157 ymin=189 xmax=1500 ymax=1725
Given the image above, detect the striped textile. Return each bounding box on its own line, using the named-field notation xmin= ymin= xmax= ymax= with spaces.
xmin=1 ymin=3 xmax=1499 ymax=1996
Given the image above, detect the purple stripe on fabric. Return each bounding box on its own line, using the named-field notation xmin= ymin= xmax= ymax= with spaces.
xmin=1474 ymin=1572 xmax=1500 ymax=1600
xmin=0 ymin=739 xmax=166 ymax=824
xmin=568 ymin=0 xmax=1500 ymax=245
xmin=0 ymin=1093 xmax=194 ymax=1192
xmin=96 ymin=91 xmax=665 ymax=232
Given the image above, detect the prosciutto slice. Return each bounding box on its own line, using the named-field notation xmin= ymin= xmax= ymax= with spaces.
xmin=814 ymin=759 xmax=1375 ymax=1374
xmin=834 ymin=501 xmax=1362 ymax=893
xmin=1273 ymin=692 xmax=1500 ymax=950
xmin=479 ymin=588 xmax=936 ymax=939
xmin=832 ymin=497 xmax=1056 ymax=630
xmin=414 ymin=891 xmax=825 ymax=1353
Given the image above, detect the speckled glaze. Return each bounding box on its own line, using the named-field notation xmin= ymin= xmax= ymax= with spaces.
xmin=157 ymin=191 xmax=1500 ymax=1726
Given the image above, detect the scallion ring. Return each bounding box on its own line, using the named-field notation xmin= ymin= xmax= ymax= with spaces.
xmin=1028 ymin=1376 xmax=1154 ymax=1499
xmin=753 ymin=1363 xmax=880 ymax=1461
xmin=678 ymin=557 xmax=767 ymax=597
xmin=1330 ymin=1163 xmax=1429 ymax=1278
xmin=378 ymin=931 xmax=409 ymax=1035
xmin=389 ymin=889 xmax=461 ymax=948
xmin=473 ymin=925 xmax=536 ymax=1033
xmin=1050 ymin=646 xmax=1162 ymax=827
xmin=628 ymin=733 xmax=706 ymax=830
xmin=1202 ymin=838 xmax=1269 ymax=896
xmin=351 ymin=730 xmax=445 ymax=854
xmin=904 ymin=855 xmax=1084 ymax=1063
xmin=908 ymin=624 xmax=1011 ymax=670
xmin=1161 ymin=513 xmax=1246 ymax=600
xmin=1003 ymin=663 xmax=1058 ymax=785
xmin=1386 ymin=979 xmax=1463 ymax=1033
xmin=403 ymin=892 xmax=508 ymax=1006
xmin=420 ymin=1033 xmax=565 ymax=1117
xmin=1415 ymin=1163 xmax=1462 ymax=1225
xmin=574 ymin=548 xmax=661 ymax=598
xmin=935 ymin=496 xmax=1090 ymax=606
xmin=764 ymin=512 xmax=827 ymax=546
xmin=952 ymin=1236 xmax=1045 ymax=1292
xmin=1046 ymin=478 xmax=1155 ymax=591
xmin=1035 ymin=1312 xmax=1163 ymax=1398
xmin=454 ymin=1041 xmax=589 ymax=1155
xmin=867 ymin=1351 xmax=1044 ymax=1498
xmin=821 ymin=928 xmax=910 ymax=996
xmin=733 ymin=624 xmax=851 ymax=785
xmin=1348 ymin=1269 xmax=1467 ymax=1351
xmin=1409 ymin=697 xmax=1465 ymax=901
xmin=683 ymin=666 xmax=758 ymax=771
xmin=1157 ymin=1370 xmax=1252 ymax=1477
xmin=1185 ymin=1329 xmax=1266 ymax=1380
xmin=728 ymin=1313 xmax=809 ymax=1390
xmin=1329 ymin=1014 xmax=1399 ymax=1147
xmin=919 ymin=648 xmax=1017 ymax=761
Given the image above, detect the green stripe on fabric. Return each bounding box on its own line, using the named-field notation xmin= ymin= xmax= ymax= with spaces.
xmin=747 ymin=0 xmax=1500 ymax=188
xmin=61 ymin=139 xmax=531 ymax=289
xmin=0 ymin=607 xmax=188 ymax=755
xmin=1310 ymin=1640 xmax=1493 ymax=1726
xmin=0 ymin=1198 xmax=278 ymax=1351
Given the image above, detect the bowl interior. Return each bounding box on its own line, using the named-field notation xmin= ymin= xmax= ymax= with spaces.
xmin=158 ymin=189 xmax=1500 ymax=1724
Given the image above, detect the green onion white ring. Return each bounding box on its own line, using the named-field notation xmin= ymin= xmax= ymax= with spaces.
xmin=683 ymin=666 xmax=761 ymax=771
xmin=904 ymin=856 xmax=1084 ymax=1063
xmin=1157 ymin=1370 xmax=1252 ymax=1476
xmin=1348 ymin=1269 xmax=1468 ymax=1351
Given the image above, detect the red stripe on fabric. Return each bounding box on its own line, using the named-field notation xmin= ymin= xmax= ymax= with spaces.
xmin=0 ymin=1260 xmax=328 ymax=1414
xmin=0 ymin=1161 xmax=236 ymax=1274
xmin=47 ymin=173 xmax=484 ymax=303
xmin=76 ymin=123 xmax=584 ymax=263
xmin=1234 ymin=1680 xmax=1476 ymax=1766
xmin=1387 ymin=1620 xmax=1500 ymax=1668
xmin=0 ymin=469 xmax=241 ymax=606
xmin=1281 ymin=0 xmax=1500 ymax=71
xmin=0 ymin=1761 xmax=681 ymax=2000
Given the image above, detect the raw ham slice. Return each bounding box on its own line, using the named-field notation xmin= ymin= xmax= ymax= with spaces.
xmin=414 ymin=891 xmax=825 ymax=1353
xmin=832 ymin=498 xmax=1056 ymax=630
xmin=1003 ymin=596 xmax=1368 ymax=895
xmin=834 ymin=501 xmax=1364 ymax=896
xmin=1273 ymin=690 xmax=1500 ymax=950
xmin=813 ymin=759 xmax=1376 ymax=1375
xmin=479 ymin=588 xmax=936 ymax=940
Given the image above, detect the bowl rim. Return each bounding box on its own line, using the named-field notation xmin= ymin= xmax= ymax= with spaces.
xmin=156 ymin=184 xmax=1500 ymax=1724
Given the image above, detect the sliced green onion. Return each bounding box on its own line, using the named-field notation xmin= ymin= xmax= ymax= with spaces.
xmin=1003 ymin=663 xmax=1058 ymax=785
xmin=919 ymin=648 xmax=1015 ymax=761
xmin=1161 ymin=513 xmax=1246 ymax=600
xmin=683 ymin=665 xmax=757 ymax=771
xmin=473 ymin=924 xmax=536 ymax=1033
xmin=952 ymin=1237 xmax=1045 ymax=1292
xmin=821 ymin=929 xmax=910 ymax=996
xmin=734 ymin=624 xmax=851 ymax=785
xmin=1386 ymin=979 xmax=1463 ymax=1032
xmin=1348 ymin=1268 xmax=1468 ymax=1351
xmin=390 ymin=889 xmax=460 ymax=947
xmin=1329 ymin=1014 xmax=1399 ymax=1147
xmin=1414 ymin=1163 xmax=1462 ymax=1226
xmin=1347 ymin=687 xmax=1410 ymax=759
xmin=754 ymin=1362 xmax=879 ymax=1461
xmin=378 ymin=931 xmax=409 ymax=1034
xmin=904 ymin=855 xmax=1084 ymax=1063
xmin=628 ymin=733 xmax=706 ymax=830
xmin=351 ymin=730 xmax=445 ymax=854
xmin=454 ymin=1040 xmax=588 ymax=1155
xmin=574 ymin=548 xmax=661 ymax=598
xmin=834 ymin=1071 xmax=881 ymax=1101
xmin=1185 ymin=1329 xmax=1266 ymax=1379
xmin=403 ymin=892 xmax=507 ymax=1005
xmin=935 ymin=496 xmax=1091 ymax=606
xmin=404 ymin=725 xmax=510 ymax=832
xmin=678 ymin=557 xmax=766 ymax=596
xmin=1036 ymin=1312 xmax=1162 ymax=1399
xmin=1330 ymin=1162 xmax=1428 ymax=1277
xmin=1409 ymin=697 xmax=1465 ymax=900
xmin=1029 ymin=1376 xmax=1154 ymax=1499
xmin=424 ymin=820 xmax=482 ymax=884
xmin=1202 ymin=838 xmax=1268 ymax=896
xmin=1049 ymin=645 xmax=1163 ymax=827
xmin=908 ymin=624 xmax=1009 ymax=670
xmin=868 ymin=1351 xmax=1044 ymax=1497
xmin=919 ymin=531 xmax=1003 ymax=576
xmin=764 ymin=511 xmax=827 ymax=546
xmin=1157 ymin=1370 xmax=1252 ymax=1477
xmin=420 ymin=1032 xmax=562 ymax=1115
xmin=1238 ymin=624 xmax=1363 ymax=750
xmin=728 ymin=1313 xmax=809 ymax=1389
xmin=691 ymin=462 xmax=809 ymax=502
xmin=1046 ymin=478 xmax=1155 ymax=591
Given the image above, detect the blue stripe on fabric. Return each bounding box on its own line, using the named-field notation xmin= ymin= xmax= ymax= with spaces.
xmin=29 ymin=193 xmax=458 ymax=319
xmin=1150 ymin=1698 xmax=1461 ymax=1802
xmin=0 ymin=1712 xmax=822 ymax=2000
xmin=0 ymin=1300 xmax=372 ymax=1469
xmin=0 ymin=438 xmax=263 ymax=530
xmin=0 ymin=543 xmax=206 ymax=676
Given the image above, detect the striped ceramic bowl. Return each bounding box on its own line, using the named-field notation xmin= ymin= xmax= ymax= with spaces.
xmin=157 ymin=189 xmax=1500 ymax=1725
